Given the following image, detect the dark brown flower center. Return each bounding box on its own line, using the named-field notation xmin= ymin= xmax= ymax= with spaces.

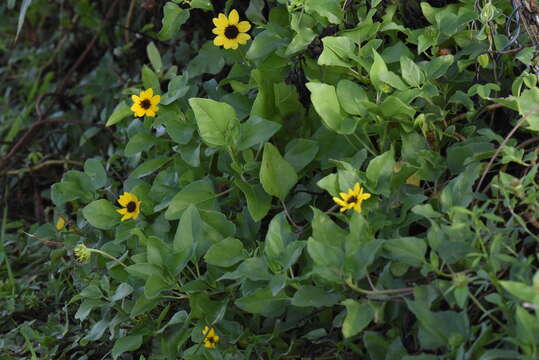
xmin=140 ymin=99 xmax=151 ymax=109
xmin=346 ymin=196 xmax=357 ymax=204
xmin=127 ymin=201 xmax=137 ymax=212
xmin=224 ymin=25 xmax=239 ymax=39
xmin=207 ymin=336 xmax=215 ymax=344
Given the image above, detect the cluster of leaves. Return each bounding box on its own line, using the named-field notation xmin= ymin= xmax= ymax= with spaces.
xmin=3 ymin=0 xmax=539 ymax=359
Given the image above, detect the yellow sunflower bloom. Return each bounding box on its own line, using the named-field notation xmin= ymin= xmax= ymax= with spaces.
xmin=116 ymin=192 xmax=141 ymax=221
xmin=202 ymin=326 xmax=220 ymax=349
xmin=212 ymin=9 xmax=251 ymax=50
xmin=130 ymin=88 xmax=160 ymax=117
xmin=332 ymin=183 xmax=371 ymax=213
xmin=55 ymin=216 xmax=66 ymax=231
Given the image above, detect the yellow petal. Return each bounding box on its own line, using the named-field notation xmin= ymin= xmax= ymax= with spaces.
xmin=236 ymin=32 xmax=251 ymax=44
xmin=131 ymin=94 xmax=140 ymax=103
xmin=360 ymin=193 xmax=371 ymax=200
xmin=228 ymin=9 xmax=239 ymax=25
xmin=214 ymin=13 xmax=228 ymax=27
xmin=116 ymin=208 xmax=127 ymax=215
xmin=223 ymin=38 xmax=233 ymax=49
xmin=333 ymin=197 xmax=347 ymax=207
xmin=146 ymin=110 xmax=156 ymax=117
xmin=212 ymin=27 xmax=224 ymax=35
xmin=214 ymin=35 xmax=225 ymax=46
xmin=146 ymin=88 xmax=154 ymax=98
xmin=339 ymin=192 xmax=348 ymax=199
xmin=354 ymin=183 xmax=360 ymax=194
xmin=151 ymin=95 xmax=160 ymax=105
xmin=237 ymin=21 xmax=251 ymax=33
xmin=230 ymin=41 xmax=239 ymax=50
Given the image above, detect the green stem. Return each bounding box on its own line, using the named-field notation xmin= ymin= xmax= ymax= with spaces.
xmin=1 ymin=204 xmax=16 ymax=293
xmin=90 ymin=249 xmax=127 ymax=268
xmin=346 ymin=277 xmax=414 ymax=296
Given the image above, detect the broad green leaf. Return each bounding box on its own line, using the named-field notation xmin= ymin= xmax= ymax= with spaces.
xmin=336 ymin=79 xmax=369 ymax=116
xmin=84 ymin=158 xmax=107 ymax=190
xmin=158 ymin=2 xmax=189 ymax=41
xmin=342 ymin=299 xmax=374 ymax=338
xmin=124 ymin=133 xmax=159 ymax=156
xmin=318 ymin=36 xmax=356 ymax=67
xmin=106 ymin=101 xmax=132 ymax=126
xmin=189 ymin=98 xmax=240 ymax=147
xmin=147 ymin=41 xmax=162 ymax=73
xmin=238 ymin=116 xmax=281 ymax=151
xmin=370 ymin=49 xmax=388 ymax=91
xmin=165 ymin=179 xmax=217 ymax=220
xmin=400 ymin=56 xmax=425 ymax=87
xmin=130 ymin=157 xmax=171 ymax=179
xmin=112 ymin=335 xmax=143 ymax=360
xmin=234 ymin=179 xmax=271 ymax=221
xmin=144 ymin=274 xmax=169 ymax=299
xmin=305 ymin=0 xmax=342 ymax=24
xmin=190 ymin=0 xmax=213 ymax=10
xmin=173 ymin=205 xmax=201 ymax=266
xmin=499 ymin=281 xmax=536 ymax=302
xmin=384 ymin=237 xmax=427 ymax=267
xmin=82 ymin=200 xmax=121 ymax=230
xmin=161 ymin=74 xmax=189 ymax=105
xmin=366 ymin=149 xmax=395 ymax=195
xmin=516 ymin=87 xmax=539 ymax=131
xmin=235 ymin=288 xmax=289 ymax=317
xmin=204 ymin=237 xmax=246 ymax=267
xmin=110 ymin=283 xmax=134 ymax=302
xmin=141 ymin=65 xmax=160 ymax=93
xmin=284 ymin=139 xmax=319 ymax=172
xmin=260 ymin=143 xmax=298 ymax=201
xmin=291 ymin=286 xmax=341 ymax=307
xmin=306 ymin=82 xmax=357 ymax=134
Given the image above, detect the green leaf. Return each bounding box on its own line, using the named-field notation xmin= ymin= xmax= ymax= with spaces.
xmin=84 ymin=158 xmax=107 ymax=190
xmin=336 ymin=79 xmax=369 ymax=117
xmin=305 ymin=0 xmax=342 ymax=24
xmin=440 ymin=163 xmax=480 ymax=212
xmin=130 ymin=157 xmax=171 ymax=179
xmin=370 ymin=49 xmax=388 ymax=91
xmin=190 ymin=0 xmax=213 ymax=10
xmin=235 ymin=288 xmax=289 ymax=317
xmin=306 ymin=82 xmax=357 ymax=134
xmin=165 ymin=179 xmax=217 ymax=220
xmin=141 ymin=65 xmax=160 ymax=93
xmin=342 ymin=299 xmax=374 ymax=338
xmin=147 ymin=42 xmax=162 ymax=73
xmin=291 ymin=286 xmax=341 ymax=307
xmin=516 ymin=87 xmax=539 ymax=131
xmin=400 ymin=56 xmax=425 ymax=87
xmin=82 ymin=200 xmax=121 ymax=230
xmin=188 ymin=98 xmax=240 ymax=147
xmin=157 ymin=2 xmax=189 ymax=41
xmin=106 ymin=101 xmax=132 ymax=126
xmin=366 ymin=149 xmax=395 ymax=195
xmin=384 ymin=237 xmax=427 ymax=267
xmin=144 ymin=274 xmax=169 ymax=299
xmin=173 ymin=205 xmax=201 ymax=267
xmin=284 ymin=139 xmax=319 ymax=172
xmin=204 ymin=237 xmax=246 ymax=267
xmin=238 ymin=116 xmax=281 ymax=151
xmin=112 ymin=335 xmax=143 ymax=360
xmin=499 ymin=281 xmax=536 ymax=302
xmin=260 ymin=143 xmax=298 ymax=201
xmin=318 ymin=36 xmax=356 ymax=67
xmin=124 ymin=133 xmax=160 ymax=156
xmin=161 ymin=74 xmax=189 ymax=105
xmin=234 ymin=179 xmax=271 ymax=221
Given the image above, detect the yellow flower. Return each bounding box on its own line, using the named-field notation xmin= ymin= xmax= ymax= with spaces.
xmin=202 ymin=326 xmax=220 ymax=349
xmin=55 ymin=216 xmax=66 ymax=231
xmin=332 ymin=183 xmax=371 ymax=213
xmin=116 ymin=192 xmax=141 ymax=221
xmin=74 ymin=243 xmax=91 ymax=263
xmin=212 ymin=9 xmax=251 ymax=50
xmin=130 ymin=88 xmax=160 ymax=117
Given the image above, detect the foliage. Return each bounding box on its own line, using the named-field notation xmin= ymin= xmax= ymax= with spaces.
xmin=2 ymin=0 xmax=539 ymax=359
